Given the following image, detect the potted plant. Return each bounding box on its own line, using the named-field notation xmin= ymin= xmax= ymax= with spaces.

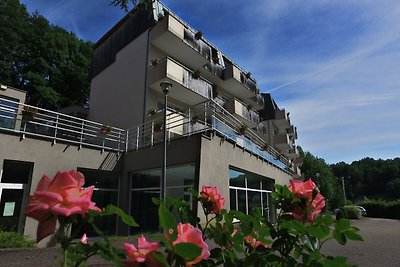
xmin=191 ymin=114 xmax=200 ymax=125
xmin=262 ymin=144 xmax=269 ymax=151
xmin=212 ymin=57 xmax=219 ymax=64
xmin=147 ymin=107 xmax=158 ymax=116
xmin=154 ymin=123 xmax=163 ymax=132
xmin=194 ymin=31 xmax=203 ymax=40
xmin=245 ymin=72 xmax=252 ymax=79
xmin=151 ymin=58 xmax=160 ymax=67
xmin=22 ymin=106 xmax=38 ymax=119
xmin=238 ymin=124 xmax=248 ymax=135
xmin=100 ymin=125 xmax=112 ymax=134
xmin=192 ymin=70 xmax=201 ymax=79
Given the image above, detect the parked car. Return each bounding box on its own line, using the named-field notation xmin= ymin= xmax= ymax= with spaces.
xmin=357 ymin=206 xmax=367 ymax=216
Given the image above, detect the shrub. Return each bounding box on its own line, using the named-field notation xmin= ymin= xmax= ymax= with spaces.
xmin=0 ymin=230 xmax=36 ymax=248
xmin=359 ymin=199 xmax=400 ymax=219
xmin=343 ymin=205 xmax=362 ymax=219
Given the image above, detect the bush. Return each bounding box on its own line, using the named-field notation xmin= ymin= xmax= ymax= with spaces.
xmin=335 ymin=205 xmax=361 ymax=220
xmin=343 ymin=205 xmax=362 ymax=219
xmin=0 ymin=230 xmax=36 ymax=248
xmin=359 ymin=199 xmax=400 ymax=219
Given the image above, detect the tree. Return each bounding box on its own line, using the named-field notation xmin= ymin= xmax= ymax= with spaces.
xmin=0 ymin=0 xmax=92 ymax=109
xmin=298 ymin=147 xmax=345 ymax=209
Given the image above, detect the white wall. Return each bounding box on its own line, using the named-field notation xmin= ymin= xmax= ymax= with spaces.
xmin=89 ymin=30 xmax=150 ymax=129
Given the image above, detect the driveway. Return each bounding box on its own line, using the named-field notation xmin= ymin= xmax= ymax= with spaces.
xmin=322 ymin=218 xmax=400 ymax=267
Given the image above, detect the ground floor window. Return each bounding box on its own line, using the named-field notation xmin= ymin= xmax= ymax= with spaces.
xmin=229 ymin=167 xmax=275 ymax=222
xmin=130 ymin=164 xmax=195 ymax=233
xmin=73 ymin=168 xmax=119 ymax=236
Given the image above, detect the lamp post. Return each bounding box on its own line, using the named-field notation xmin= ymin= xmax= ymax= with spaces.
xmin=160 ymin=81 xmax=172 ymax=202
xmin=341 ymin=176 xmax=347 ymax=205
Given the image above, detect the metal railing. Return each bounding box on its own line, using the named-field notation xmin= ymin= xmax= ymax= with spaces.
xmin=126 ymin=100 xmax=293 ymax=173
xmin=0 ymin=97 xmax=127 ymax=151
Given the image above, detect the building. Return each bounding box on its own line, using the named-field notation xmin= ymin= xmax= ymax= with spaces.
xmin=0 ymin=1 xmax=302 ymax=245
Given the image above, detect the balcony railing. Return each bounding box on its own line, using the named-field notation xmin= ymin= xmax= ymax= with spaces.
xmin=0 ymin=98 xmax=127 ymax=151
xmin=127 ymin=100 xmax=293 ymax=173
xmin=183 ymin=28 xmax=211 ymax=60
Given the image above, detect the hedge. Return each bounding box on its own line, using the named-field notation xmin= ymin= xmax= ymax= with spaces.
xmin=359 ymin=199 xmax=400 ymax=220
xmin=336 ymin=205 xmax=361 ymax=220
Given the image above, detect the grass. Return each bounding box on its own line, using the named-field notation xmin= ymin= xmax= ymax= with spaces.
xmin=0 ymin=230 xmax=36 ymax=249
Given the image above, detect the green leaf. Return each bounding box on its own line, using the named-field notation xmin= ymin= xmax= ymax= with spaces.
xmin=333 ymin=229 xmax=347 ymax=245
xmin=158 ymin=203 xmax=177 ymax=240
xmin=174 ymin=243 xmax=202 ymax=261
xmin=336 ymin=218 xmax=351 ymax=232
xmin=344 ymin=229 xmax=363 ymax=241
xmin=307 ymin=226 xmax=329 ymax=239
xmin=321 ymin=214 xmax=334 ymax=226
xmin=102 ymin=204 xmax=138 ymax=227
xmin=152 ymin=251 xmax=171 ymax=267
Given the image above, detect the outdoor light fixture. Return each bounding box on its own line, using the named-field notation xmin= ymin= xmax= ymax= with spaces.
xmin=160 ymin=81 xmax=173 ymax=202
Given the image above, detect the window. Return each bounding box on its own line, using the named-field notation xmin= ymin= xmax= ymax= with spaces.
xmin=229 ymin=167 xmax=275 ymax=222
xmin=72 ymin=168 xmax=119 ymax=236
xmin=130 ymin=164 xmax=196 ymax=233
xmin=0 ymin=96 xmax=18 ymax=129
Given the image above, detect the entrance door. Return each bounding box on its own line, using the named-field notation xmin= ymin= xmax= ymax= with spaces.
xmin=0 ymin=160 xmax=33 ymax=232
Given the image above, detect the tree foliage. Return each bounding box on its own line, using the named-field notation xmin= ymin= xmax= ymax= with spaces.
xmin=331 ymin=157 xmax=400 ymax=200
xmin=298 ymin=147 xmax=345 ymax=210
xmin=0 ymin=0 xmax=92 ymax=109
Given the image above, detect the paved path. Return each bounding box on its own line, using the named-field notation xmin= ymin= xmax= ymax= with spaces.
xmin=322 ymin=218 xmax=400 ymax=267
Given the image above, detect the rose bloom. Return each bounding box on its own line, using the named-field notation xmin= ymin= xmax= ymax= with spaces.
xmin=173 ymin=223 xmax=210 ymax=266
xmin=26 ymin=171 xmax=101 ymax=242
xmin=289 ymin=179 xmax=325 ymax=222
xmin=124 ymin=236 xmax=162 ymax=267
xmin=245 ymin=235 xmax=268 ymax=249
xmin=80 ymin=233 xmax=88 ymax=244
xmin=199 ymin=186 xmax=225 ymax=214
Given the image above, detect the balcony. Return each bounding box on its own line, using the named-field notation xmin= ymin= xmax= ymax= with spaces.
xmin=148 ymin=58 xmax=213 ymax=106
xmin=224 ymin=98 xmax=260 ymax=128
xmin=221 ymin=63 xmax=263 ymax=109
xmin=272 ymin=109 xmax=290 ymax=130
xmin=150 ymin=13 xmax=211 ymax=72
xmin=285 ymin=146 xmax=299 ymax=159
xmin=286 ymin=125 xmax=297 ymax=139
xmin=127 ymin=100 xmax=293 ymax=174
xmin=0 ymin=98 xmax=127 ymax=151
xmin=273 ymin=133 xmax=291 ymax=152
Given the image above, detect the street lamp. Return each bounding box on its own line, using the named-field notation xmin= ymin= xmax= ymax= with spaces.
xmin=341 ymin=176 xmax=347 ymax=205
xmin=160 ymin=81 xmax=172 ymax=202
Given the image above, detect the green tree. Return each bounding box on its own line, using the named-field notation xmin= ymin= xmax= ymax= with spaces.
xmin=0 ymin=0 xmax=92 ymax=109
xmin=299 ymin=147 xmax=345 ymax=209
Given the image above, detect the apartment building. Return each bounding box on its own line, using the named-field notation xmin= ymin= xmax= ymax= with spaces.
xmin=0 ymin=1 xmax=302 ymax=245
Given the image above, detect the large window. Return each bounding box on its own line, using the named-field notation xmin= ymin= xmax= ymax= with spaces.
xmin=73 ymin=168 xmax=119 ymax=236
xmin=229 ymin=167 xmax=275 ymax=222
xmin=130 ymin=164 xmax=195 ymax=233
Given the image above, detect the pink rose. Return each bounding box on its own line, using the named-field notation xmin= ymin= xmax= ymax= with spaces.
xmin=80 ymin=233 xmax=88 ymax=244
xmin=173 ymin=223 xmax=210 ymax=266
xmin=199 ymin=186 xmax=225 ymax=215
xmin=26 ymin=171 xmax=101 ymax=242
xmin=245 ymin=235 xmax=268 ymax=249
xmin=124 ymin=236 xmax=162 ymax=267
xmin=288 ymin=179 xmax=325 ymax=222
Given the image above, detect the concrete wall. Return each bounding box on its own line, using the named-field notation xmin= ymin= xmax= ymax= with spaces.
xmin=89 ymin=30 xmax=150 ymax=129
xmin=197 ymin=133 xmax=292 ymax=221
xmin=0 ymin=84 xmax=26 ymax=103
xmin=0 ymin=133 xmax=121 ymax=247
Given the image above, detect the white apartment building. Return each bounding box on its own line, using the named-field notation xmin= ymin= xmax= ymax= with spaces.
xmin=0 ymin=1 xmax=302 ymax=245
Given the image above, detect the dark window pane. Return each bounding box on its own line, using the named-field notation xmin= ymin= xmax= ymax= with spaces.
xmin=248 ymin=191 xmax=261 ymax=214
xmin=237 ymin=190 xmax=247 ymax=213
xmin=230 ymin=189 xmax=237 ymax=210
xmin=229 ymin=168 xmax=245 ymax=187
xmin=2 ymin=160 xmax=33 ymax=184
xmin=131 ymin=190 xmax=159 ymax=233
xmin=247 ymin=173 xmax=262 ymax=189
xmin=78 ymin=168 xmax=119 ymax=189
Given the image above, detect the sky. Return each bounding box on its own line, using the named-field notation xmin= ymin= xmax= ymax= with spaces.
xmin=20 ymin=0 xmax=400 ymax=164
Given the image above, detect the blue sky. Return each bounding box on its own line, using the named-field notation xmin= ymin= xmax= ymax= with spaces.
xmin=20 ymin=0 xmax=400 ymax=164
